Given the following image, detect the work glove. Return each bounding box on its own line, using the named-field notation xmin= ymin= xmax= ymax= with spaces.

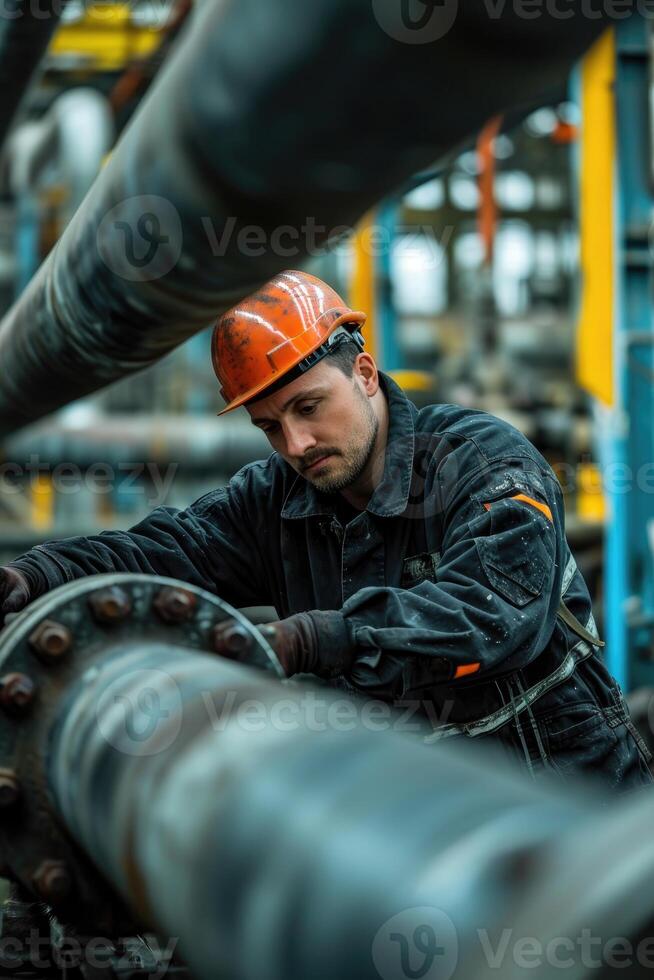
xmin=214 ymin=610 xmax=355 ymax=679
xmin=0 ymin=567 xmax=31 ymax=627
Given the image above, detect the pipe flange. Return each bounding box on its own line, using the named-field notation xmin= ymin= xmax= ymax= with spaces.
xmin=0 ymin=573 xmax=282 ymax=932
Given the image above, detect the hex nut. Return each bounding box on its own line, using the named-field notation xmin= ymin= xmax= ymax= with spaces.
xmin=88 ymin=586 xmax=132 ymax=625
xmin=28 ymin=621 xmax=72 ymax=662
xmin=153 ymin=587 xmax=198 ymax=624
xmin=0 ymin=673 xmax=36 ymax=713
xmin=212 ymin=622 xmax=254 ymax=657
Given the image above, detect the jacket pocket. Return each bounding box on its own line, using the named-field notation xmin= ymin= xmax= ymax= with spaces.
xmin=474 ymin=496 xmax=552 ymax=607
xmin=539 ymin=703 xmax=615 ymax=778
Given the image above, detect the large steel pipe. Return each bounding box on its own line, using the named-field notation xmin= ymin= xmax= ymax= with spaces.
xmin=48 ymin=643 xmax=654 ymax=980
xmin=1 ymin=575 xmax=654 ymax=978
xmin=0 ymin=0 xmax=611 ymax=437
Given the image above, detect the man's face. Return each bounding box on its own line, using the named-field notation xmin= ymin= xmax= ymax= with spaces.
xmin=246 ymin=359 xmax=379 ymax=493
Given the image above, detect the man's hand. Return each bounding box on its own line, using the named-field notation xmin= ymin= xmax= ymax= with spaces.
xmin=214 ymin=610 xmax=355 ymax=679
xmin=213 ymin=613 xmax=319 ymax=677
xmin=256 ymin=614 xmax=320 ymax=677
xmin=0 ymin=567 xmax=31 ymax=627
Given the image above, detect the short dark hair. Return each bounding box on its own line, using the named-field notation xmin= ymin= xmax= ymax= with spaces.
xmin=325 ymin=338 xmax=361 ymax=378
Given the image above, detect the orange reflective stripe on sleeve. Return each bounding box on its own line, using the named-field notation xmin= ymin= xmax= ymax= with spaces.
xmin=483 ymin=494 xmax=553 ymax=523
xmin=510 ymin=494 xmax=553 ymax=523
xmin=454 ymin=662 xmax=481 ymax=679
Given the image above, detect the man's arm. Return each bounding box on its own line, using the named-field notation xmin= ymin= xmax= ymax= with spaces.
xmin=340 ymin=459 xmax=563 ymax=698
xmin=250 ymin=457 xmax=565 ymax=694
xmin=2 ymin=471 xmax=273 ymax=620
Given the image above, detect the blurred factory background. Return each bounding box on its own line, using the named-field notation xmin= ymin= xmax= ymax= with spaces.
xmin=0 ymin=9 xmax=651 ymax=698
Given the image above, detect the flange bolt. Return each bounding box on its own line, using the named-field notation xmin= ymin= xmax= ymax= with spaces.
xmin=28 ymin=621 xmax=72 ymax=662
xmin=0 ymin=673 xmax=36 ymax=713
xmin=89 ymin=586 xmax=132 ymax=625
xmin=153 ymin=587 xmax=198 ymax=624
xmin=212 ymin=621 xmax=255 ymax=658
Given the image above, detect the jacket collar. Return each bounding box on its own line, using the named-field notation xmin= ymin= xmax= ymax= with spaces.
xmin=280 ymin=372 xmax=417 ymax=520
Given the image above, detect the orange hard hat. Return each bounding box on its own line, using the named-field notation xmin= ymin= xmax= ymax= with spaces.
xmin=212 ymin=270 xmax=367 ymax=414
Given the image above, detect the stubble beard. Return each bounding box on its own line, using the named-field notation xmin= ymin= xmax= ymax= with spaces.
xmin=308 ymin=393 xmax=380 ymax=494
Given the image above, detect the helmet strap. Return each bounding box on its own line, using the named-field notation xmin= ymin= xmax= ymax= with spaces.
xmin=245 ymin=325 xmax=365 ymax=405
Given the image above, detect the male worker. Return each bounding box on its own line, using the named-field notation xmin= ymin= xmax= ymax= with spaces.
xmin=0 ymin=271 xmax=650 ymax=790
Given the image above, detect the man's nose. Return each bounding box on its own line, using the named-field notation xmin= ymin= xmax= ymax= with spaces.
xmin=283 ymin=421 xmax=316 ymax=459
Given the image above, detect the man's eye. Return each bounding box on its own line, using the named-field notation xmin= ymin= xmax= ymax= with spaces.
xmin=300 ymin=404 xmax=317 ymax=415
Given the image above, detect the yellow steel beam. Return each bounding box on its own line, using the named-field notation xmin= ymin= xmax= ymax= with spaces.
xmin=49 ymin=4 xmax=162 ymax=71
xmin=30 ymin=474 xmax=54 ymax=531
xmin=577 ymin=461 xmax=606 ymax=521
xmin=350 ymin=210 xmax=378 ymax=362
xmin=576 ymin=28 xmax=615 ymax=406
xmin=388 ymin=370 xmax=433 ymax=392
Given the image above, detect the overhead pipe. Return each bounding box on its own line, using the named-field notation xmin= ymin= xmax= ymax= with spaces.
xmin=0 ymin=0 xmax=611 ymax=438
xmin=0 ymin=0 xmax=66 ymax=151
xmin=3 ymin=412 xmax=269 ymax=469
xmin=6 ymin=90 xmax=113 ymax=207
xmin=50 ymin=88 xmax=114 ymax=220
xmin=7 ymin=88 xmax=114 ymax=294
xmin=4 ymin=86 xmax=118 ymax=226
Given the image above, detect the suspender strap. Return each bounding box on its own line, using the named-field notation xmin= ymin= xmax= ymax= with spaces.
xmin=424 ymin=631 xmax=597 ymax=742
xmin=412 ymin=529 xmax=605 ymax=742
xmin=557 ymin=599 xmax=605 ymax=648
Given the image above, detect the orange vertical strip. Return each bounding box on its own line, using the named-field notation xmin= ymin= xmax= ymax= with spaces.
xmin=477 ymin=115 xmax=502 ymax=265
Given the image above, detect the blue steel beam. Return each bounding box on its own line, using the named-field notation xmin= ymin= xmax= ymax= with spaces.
xmin=610 ymin=17 xmax=654 ymax=690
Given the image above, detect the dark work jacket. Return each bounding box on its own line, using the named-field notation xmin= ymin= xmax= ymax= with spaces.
xmin=11 ymin=375 xmax=652 ymax=791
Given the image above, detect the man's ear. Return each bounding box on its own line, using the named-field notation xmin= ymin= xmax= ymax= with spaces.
xmin=355 ymin=352 xmax=379 ymax=396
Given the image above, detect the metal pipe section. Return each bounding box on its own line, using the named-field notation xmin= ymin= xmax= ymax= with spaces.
xmin=4 ymin=413 xmax=269 ymax=468
xmin=6 ymin=90 xmax=113 ymax=207
xmin=0 ymin=1 xmax=65 ymax=150
xmin=0 ymin=0 xmax=610 ymax=437
xmin=48 ymin=642 xmax=654 ymax=980
xmin=0 ymin=572 xmax=283 ymax=931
